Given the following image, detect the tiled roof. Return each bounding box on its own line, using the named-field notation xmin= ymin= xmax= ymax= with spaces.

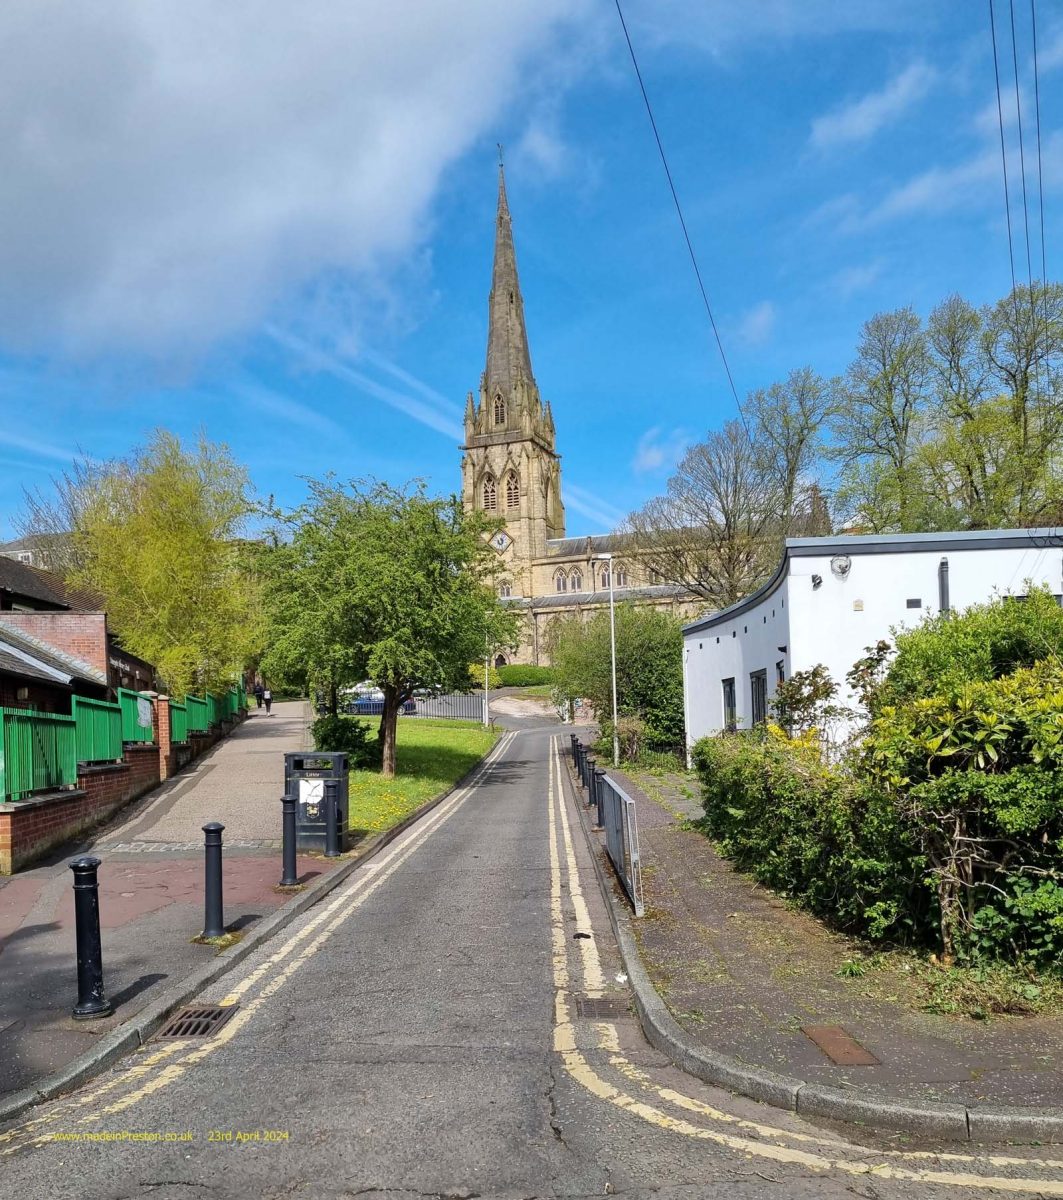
xmin=504 ymin=583 xmax=688 ymax=610
xmin=0 ymin=618 xmax=107 ymax=685
xmin=0 ymin=647 xmax=64 ymax=685
xmin=0 ymin=556 xmax=103 ymax=611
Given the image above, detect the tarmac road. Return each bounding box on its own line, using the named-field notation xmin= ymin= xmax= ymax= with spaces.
xmin=3 ymin=724 xmax=1063 ymax=1198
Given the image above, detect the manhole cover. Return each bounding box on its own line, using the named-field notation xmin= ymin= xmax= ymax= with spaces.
xmin=575 ymin=997 xmax=631 ymax=1019
xmin=154 ymin=1005 xmax=237 ymax=1040
xmin=802 ymin=1024 xmax=879 ymax=1066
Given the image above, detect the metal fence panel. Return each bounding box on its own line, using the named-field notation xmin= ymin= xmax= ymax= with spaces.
xmin=0 ymin=707 xmax=78 ymax=802
xmin=169 ymin=700 xmax=189 ymax=744
xmin=185 ymin=695 xmax=209 ymax=734
xmin=598 ymin=773 xmax=645 ymax=917
xmin=72 ymin=696 xmax=123 ymax=764
xmin=408 ymin=692 xmax=485 ymax=722
xmin=118 ymin=689 xmax=155 ymax=744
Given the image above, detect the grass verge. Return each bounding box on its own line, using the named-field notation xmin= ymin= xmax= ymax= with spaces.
xmin=347 ymin=718 xmax=500 ymax=835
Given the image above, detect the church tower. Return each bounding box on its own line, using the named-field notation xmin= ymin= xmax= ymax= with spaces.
xmin=461 ymin=165 xmax=565 ymax=598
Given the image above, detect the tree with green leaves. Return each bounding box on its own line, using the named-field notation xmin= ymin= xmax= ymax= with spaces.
xmin=548 ymin=604 xmax=684 ymax=752
xmin=20 ymin=430 xmax=262 ymax=695
xmin=261 ymin=479 xmax=516 ymax=778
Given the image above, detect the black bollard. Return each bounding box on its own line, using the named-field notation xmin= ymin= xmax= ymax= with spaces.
xmin=593 ymin=767 xmax=607 ymax=830
xmin=570 ymin=733 xmax=578 ymax=764
xmin=586 ymin=755 xmax=598 ymax=808
xmin=323 ymin=778 xmax=340 ymax=858
xmin=201 ymin=822 xmax=226 ymax=939
xmin=280 ymin=793 xmax=298 ymax=886
xmin=70 ymin=856 xmax=113 ymax=1020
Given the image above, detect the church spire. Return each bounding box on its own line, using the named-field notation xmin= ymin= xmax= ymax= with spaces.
xmin=485 ymin=163 xmax=536 ymax=403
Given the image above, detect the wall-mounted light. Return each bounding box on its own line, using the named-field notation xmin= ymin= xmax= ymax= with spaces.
xmin=777 ymin=645 xmax=788 ymax=654
xmin=811 ymin=574 xmax=823 ymax=589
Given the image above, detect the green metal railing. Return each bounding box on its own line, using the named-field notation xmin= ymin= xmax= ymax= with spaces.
xmin=118 ymin=688 xmax=155 ymax=744
xmin=169 ymin=700 xmax=189 ymax=744
xmin=0 ymin=708 xmax=77 ymax=802
xmin=71 ymin=696 xmax=123 ymax=764
xmin=185 ymin=694 xmax=209 ymax=734
xmin=236 ymin=681 xmax=247 ymax=711
xmin=206 ymin=694 xmax=221 ymax=728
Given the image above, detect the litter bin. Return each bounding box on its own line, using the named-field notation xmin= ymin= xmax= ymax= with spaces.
xmin=284 ymin=751 xmax=350 ymax=853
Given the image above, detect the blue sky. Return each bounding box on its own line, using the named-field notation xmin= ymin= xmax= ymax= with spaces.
xmin=2 ymin=1 xmax=1062 ymax=538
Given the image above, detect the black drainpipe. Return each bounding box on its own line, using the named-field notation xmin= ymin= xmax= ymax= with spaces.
xmin=938 ymin=556 xmax=950 ymax=616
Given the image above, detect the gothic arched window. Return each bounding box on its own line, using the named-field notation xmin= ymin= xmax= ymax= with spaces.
xmin=570 ymin=569 xmax=583 ymax=592
xmin=599 ymin=565 xmax=610 ymax=589
xmin=483 ymin=475 xmax=497 ymax=511
xmin=499 ymin=581 xmax=512 ymax=598
xmin=614 ymin=563 xmax=629 ymax=588
xmin=554 ymin=570 xmax=568 ymax=593
xmin=505 ymin=471 xmax=519 ymax=509
xmin=494 ymin=394 xmax=506 ymax=425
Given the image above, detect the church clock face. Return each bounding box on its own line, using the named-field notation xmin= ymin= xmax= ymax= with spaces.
xmin=491 ymin=531 xmax=512 ymax=553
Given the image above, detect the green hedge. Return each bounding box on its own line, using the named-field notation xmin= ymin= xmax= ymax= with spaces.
xmin=497 ymin=665 xmax=556 ymax=687
xmin=692 ymin=731 xmax=927 ymax=946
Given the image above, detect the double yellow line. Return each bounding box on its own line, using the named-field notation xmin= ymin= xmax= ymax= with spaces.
xmin=2 ymin=731 xmax=516 ymax=1155
xmin=546 ymin=735 xmax=1063 ymax=1195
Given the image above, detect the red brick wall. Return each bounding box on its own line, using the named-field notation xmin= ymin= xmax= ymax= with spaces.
xmin=0 ymin=677 xmax=71 ymax=713
xmin=0 ymin=612 xmax=109 ymax=679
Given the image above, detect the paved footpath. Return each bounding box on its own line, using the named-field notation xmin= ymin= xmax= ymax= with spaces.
xmin=4 ymin=722 xmax=1063 ymax=1198
xmin=0 ymin=702 xmax=324 ymax=1100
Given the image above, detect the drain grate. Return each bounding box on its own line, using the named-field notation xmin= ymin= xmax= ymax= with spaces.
xmin=575 ymin=997 xmax=631 ymax=1019
xmin=154 ymin=1004 xmax=237 ymax=1040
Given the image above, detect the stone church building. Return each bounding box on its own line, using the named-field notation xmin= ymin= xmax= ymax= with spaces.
xmin=461 ymin=169 xmax=704 ymax=665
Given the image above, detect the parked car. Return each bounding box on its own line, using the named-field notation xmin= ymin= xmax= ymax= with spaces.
xmin=348 ymin=696 xmax=416 ymax=716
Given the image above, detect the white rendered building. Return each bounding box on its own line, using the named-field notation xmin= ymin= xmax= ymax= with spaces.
xmin=682 ymin=528 xmax=1063 ymax=748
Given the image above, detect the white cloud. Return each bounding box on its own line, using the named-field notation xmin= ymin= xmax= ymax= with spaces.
xmin=0 ymin=1 xmax=591 ymax=359
xmin=830 ymin=260 xmax=884 ymax=298
xmin=630 ymin=0 xmax=926 ymax=56
xmin=810 ymin=62 xmax=936 ymax=151
xmin=266 ymin=326 xmax=464 ymax=443
xmin=632 ymin=427 xmax=690 ymax=475
xmin=564 ymin=483 xmax=626 ymax=532
xmin=0 ymin=430 xmax=84 ymax=463
xmin=236 ymin=383 xmax=345 ymax=440
xmin=861 ymin=151 xmax=998 ymax=227
xmin=736 ymin=300 xmax=776 ymax=346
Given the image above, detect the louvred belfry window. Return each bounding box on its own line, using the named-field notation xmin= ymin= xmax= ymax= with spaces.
xmin=483 ymin=475 xmax=497 ymax=510
xmin=494 ymin=394 xmax=506 ymax=425
xmin=506 ymin=471 xmax=519 ymax=508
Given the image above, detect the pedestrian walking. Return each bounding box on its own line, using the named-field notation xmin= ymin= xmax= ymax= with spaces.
xmin=263 ymin=687 xmax=273 ymax=716
xmin=254 ymin=682 xmax=264 ymax=709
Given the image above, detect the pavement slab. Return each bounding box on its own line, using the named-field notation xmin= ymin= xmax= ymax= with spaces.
xmin=0 ymin=701 xmax=336 ymax=1100
xmin=615 ymin=764 xmax=1063 ymax=1110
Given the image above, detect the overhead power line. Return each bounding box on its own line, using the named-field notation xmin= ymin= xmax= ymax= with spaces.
xmin=1008 ymin=0 xmax=1035 ymax=286
xmin=989 ymin=0 xmax=1018 ymax=292
xmin=612 ymin=0 xmax=741 ymax=411
xmin=1031 ymin=0 xmax=1049 ymax=289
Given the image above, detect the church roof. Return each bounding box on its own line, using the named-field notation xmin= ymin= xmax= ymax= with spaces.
xmin=485 ymin=164 xmax=536 ymax=402
xmin=544 ymin=533 xmax=632 ymax=557
xmin=503 ymin=584 xmax=689 ymax=610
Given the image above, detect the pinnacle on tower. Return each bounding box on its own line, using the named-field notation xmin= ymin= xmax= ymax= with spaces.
xmin=485 ymin=164 xmax=536 ymax=404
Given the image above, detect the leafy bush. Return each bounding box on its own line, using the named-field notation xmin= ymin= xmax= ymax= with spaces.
xmin=468 ymin=663 xmax=502 ymax=690
xmin=862 ymin=658 xmax=1063 ymax=966
xmin=310 ymin=714 xmax=379 ymax=769
xmin=497 ymin=665 xmax=556 ymax=687
xmin=692 ymin=729 xmax=925 ymax=944
xmin=549 ymin=605 xmax=684 ymax=750
xmin=878 ymin=585 xmax=1063 ymax=710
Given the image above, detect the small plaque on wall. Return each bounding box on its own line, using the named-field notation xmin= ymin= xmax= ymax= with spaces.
xmin=853 ymin=599 xmax=864 ymax=612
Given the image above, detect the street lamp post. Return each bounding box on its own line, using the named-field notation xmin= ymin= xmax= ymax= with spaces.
xmin=596 ymin=553 xmax=619 ymax=767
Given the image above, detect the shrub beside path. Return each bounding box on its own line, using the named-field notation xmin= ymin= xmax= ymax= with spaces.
xmin=614 ymin=764 xmax=1063 ymax=1113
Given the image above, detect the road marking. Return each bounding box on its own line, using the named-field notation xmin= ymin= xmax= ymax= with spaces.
xmin=2 ymin=730 xmax=515 ymax=1154
xmin=547 ymin=736 xmax=1063 ymax=1194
